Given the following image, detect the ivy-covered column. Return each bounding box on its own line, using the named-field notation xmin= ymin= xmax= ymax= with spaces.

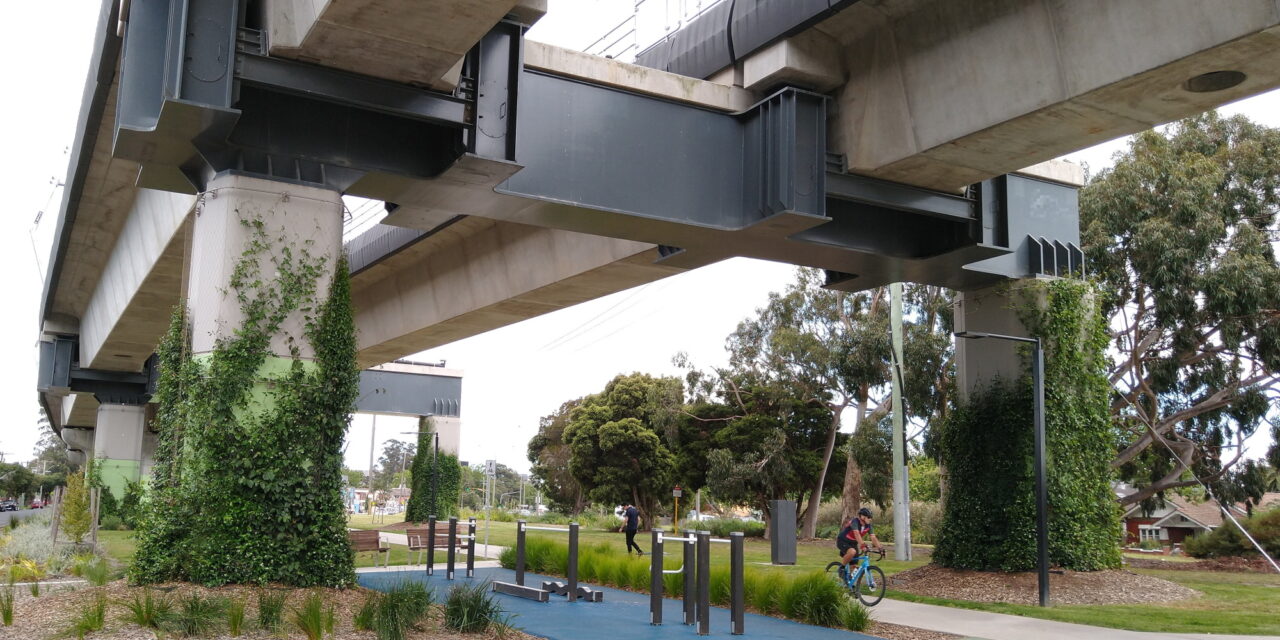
xmin=186 ymin=174 xmax=343 ymax=369
xmin=132 ymin=173 xmax=358 ymax=587
xmin=936 ymin=279 xmax=1121 ymax=572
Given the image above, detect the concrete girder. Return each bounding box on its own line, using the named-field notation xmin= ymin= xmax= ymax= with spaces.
xmin=352 ymin=217 xmax=679 ymax=368
xmin=267 ymin=0 xmax=521 ymax=91
xmin=79 ymin=188 xmax=193 ymax=371
xmin=814 ymin=0 xmax=1280 ymax=191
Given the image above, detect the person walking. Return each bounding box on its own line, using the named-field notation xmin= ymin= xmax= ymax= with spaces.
xmin=618 ymin=503 xmax=644 ymax=555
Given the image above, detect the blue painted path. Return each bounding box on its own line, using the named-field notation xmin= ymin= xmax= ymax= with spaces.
xmin=358 ymin=567 xmax=884 ymax=640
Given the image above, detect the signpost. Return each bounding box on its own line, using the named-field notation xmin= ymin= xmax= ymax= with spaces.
xmin=673 ymin=486 xmax=683 ymax=535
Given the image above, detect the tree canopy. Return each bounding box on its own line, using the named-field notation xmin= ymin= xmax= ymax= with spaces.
xmin=1081 ymin=112 xmax=1280 ymax=507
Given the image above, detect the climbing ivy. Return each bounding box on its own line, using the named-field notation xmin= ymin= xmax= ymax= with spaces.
xmin=131 ymin=209 xmax=358 ymax=587
xmin=933 ymin=279 xmax=1122 ymax=571
xmin=406 ymin=417 xmax=461 ymax=521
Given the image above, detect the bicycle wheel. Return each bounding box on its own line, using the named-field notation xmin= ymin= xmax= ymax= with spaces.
xmin=854 ymin=565 xmax=886 ymax=606
xmin=824 ymin=561 xmax=853 ymax=592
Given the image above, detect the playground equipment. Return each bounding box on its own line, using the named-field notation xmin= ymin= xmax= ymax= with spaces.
xmin=492 ymin=520 xmax=605 ymax=603
xmin=650 ymin=529 xmax=745 ymax=636
xmin=406 ymin=516 xmax=477 ymax=580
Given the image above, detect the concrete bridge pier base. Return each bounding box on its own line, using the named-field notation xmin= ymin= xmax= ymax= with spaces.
xmin=93 ymin=403 xmax=146 ymax=500
xmin=954 ymin=281 xmax=1046 ymax=399
xmin=188 ymin=173 xmax=344 ymax=362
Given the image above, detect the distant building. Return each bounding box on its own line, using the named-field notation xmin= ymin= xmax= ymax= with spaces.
xmin=1120 ymin=490 xmax=1280 ymax=547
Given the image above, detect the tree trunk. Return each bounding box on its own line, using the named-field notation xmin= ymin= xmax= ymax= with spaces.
xmin=802 ymin=407 xmax=843 ymax=538
xmin=840 ymin=446 xmax=862 ymax=525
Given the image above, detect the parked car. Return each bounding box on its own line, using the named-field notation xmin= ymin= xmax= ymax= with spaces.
xmin=0 ymin=501 xmax=18 ymax=512
xmin=29 ymin=500 xmax=43 ymax=509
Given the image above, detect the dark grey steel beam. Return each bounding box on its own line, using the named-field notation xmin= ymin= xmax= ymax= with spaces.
xmin=825 ymin=171 xmax=974 ymax=222
xmin=236 ymin=54 xmax=468 ymax=128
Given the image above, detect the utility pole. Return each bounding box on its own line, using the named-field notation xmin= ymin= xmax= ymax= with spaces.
xmin=890 ymin=282 xmax=911 ymax=561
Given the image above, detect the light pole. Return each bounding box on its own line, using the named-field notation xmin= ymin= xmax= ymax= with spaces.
xmin=954 ymin=330 xmax=1049 ymax=607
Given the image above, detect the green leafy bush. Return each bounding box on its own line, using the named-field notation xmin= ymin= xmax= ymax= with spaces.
xmin=443 ymin=582 xmax=510 ymax=634
xmin=99 ymin=515 xmax=125 ymax=531
xmin=1185 ymin=508 xmax=1280 ymax=558
xmin=120 ymin=589 xmax=173 ymax=629
xmin=702 ymin=518 xmax=765 ymax=538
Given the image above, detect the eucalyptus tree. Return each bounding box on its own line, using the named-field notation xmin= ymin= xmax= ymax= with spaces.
xmin=527 ymin=398 xmax=587 ymax=514
xmin=1081 ymin=112 xmax=1280 ymax=507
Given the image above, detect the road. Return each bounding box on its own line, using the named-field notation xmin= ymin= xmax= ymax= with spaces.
xmin=0 ymin=508 xmax=44 ymax=528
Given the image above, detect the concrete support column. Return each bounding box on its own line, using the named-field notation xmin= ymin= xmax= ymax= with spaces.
xmin=140 ymin=428 xmax=158 ymax=480
xmin=954 ymin=281 xmax=1035 ymax=401
xmin=187 ymin=173 xmax=343 ymax=362
xmin=94 ymin=404 xmax=146 ymax=499
xmin=62 ymin=427 xmax=95 ymax=468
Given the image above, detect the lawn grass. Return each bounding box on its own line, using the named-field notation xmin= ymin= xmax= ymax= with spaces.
xmin=97 ymin=530 xmax=137 ymax=566
xmin=885 ymin=568 xmax=1280 ymax=636
xmin=346 ymin=512 xmax=406 ymax=530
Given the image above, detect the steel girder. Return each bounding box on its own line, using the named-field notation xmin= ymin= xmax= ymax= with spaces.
xmin=108 ymin=3 xmax=1080 ymax=292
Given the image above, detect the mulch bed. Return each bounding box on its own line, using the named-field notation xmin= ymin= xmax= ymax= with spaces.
xmin=868 ymin=621 xmax=960 ymax=640
xmin=889 ymin=564 xmax=1199 ymax=606
xmin=0 ymin=580 xmax=536 ymax=640
xmin=1124 ymin=555 xmax=1277 ymax=573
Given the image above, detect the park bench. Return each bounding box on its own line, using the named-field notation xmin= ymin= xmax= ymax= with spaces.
xmin=348 ymin=529 xmax=390 ymax=568
xmin=405 ymin=526 xmax=469 ymax=566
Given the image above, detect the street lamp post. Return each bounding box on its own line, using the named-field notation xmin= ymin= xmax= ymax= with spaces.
xmin=954 ymin=330 xmax=1049 ymax=607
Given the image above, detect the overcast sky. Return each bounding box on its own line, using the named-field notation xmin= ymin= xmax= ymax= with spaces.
xmin=0 ymin=1 xmax=1275 ymax=475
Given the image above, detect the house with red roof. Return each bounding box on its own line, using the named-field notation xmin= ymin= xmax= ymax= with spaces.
xmin=1121 ymin=492 xmax=1280 ymax=547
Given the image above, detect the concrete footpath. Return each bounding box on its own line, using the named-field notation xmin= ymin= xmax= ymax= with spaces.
xmin=870 ymin=597 xmax=1275 ymax=640
xmin=358 ymin=565 xmax=1274 ymax=640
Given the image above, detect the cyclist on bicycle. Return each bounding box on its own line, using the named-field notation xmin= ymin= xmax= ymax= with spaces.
xmin=837 ymin=507 xmax=884 ymax=573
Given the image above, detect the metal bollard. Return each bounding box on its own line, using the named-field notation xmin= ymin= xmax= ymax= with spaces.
xmin=696 ymin=531 xmax=710 ymax=636
xmin=447 ymin=517 xmax=458 ymax=580
xmin=467 ymin=518 xmax=477 ymax=578
xmin=730 ymin=532 xmax=744 ymax=635
xmin=567 ymin=522 xmax=579 ymax=602
xmin=650 ymin=530 xmax=663 ymax=625
xmin=515 ymin=520 xmax=527 ymax=586
xmin=682 ymin=536 xmax=696 ymax=625
xmin=427 ymin=516 xmax=436 ymax=576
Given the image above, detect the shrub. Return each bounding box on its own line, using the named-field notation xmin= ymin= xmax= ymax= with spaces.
xmin=61 ymin=471 xmax=92 ymax=545
xmin=1138 ymin=539 xmax=1163 ymax=551
xmin=375 ymin=581 xmax=434 ymax=640
xmin=625 ymin=557 xmax=650 ymax=591
xmin=751 ymin=571 xmax=786 ymax=614
xmin=83 ymin=558 xmax=111 ymax=587
xmin=68 ymin=593 xmax=107 ymax=639
xmin=227 ymin=598 xmax=246 ymax=636
xmin=662 ymin=571 xmax=683 ymax=597
xmin=778 ymin=572 xmax=843 ymax=627
xmin=167 ymin=593 xmax=225 ymax=637
xmin=497 ymin=546 xmax=515 ymax=569
xmin=354 ymin=593 xmax=377 ymax=631
xmin=99 ymin=515 xmax=125 ymax=531
xmin=1184 ymin=508 xmax=1280 ymax=558
xmin=444 ymin=582 xmax=510 ymax=634
xmin=702 ymin=518 xmax=765 ymax=538
xmin=290 ymin=592 xmax=331 ymax=640
xmin=838 ymin=598 xmax=873 ymax=631
xmin=120 ymin=589 xmax=173 ymax=629
xmin=0 ymin=514 xmax=73 ymax=567
xmin=709 ymin=566 xmax=731 ymax=605
xmin=256 ymin=590 xmax=287 ymax=631
xmin=0 ymin=583 xmax=13 ymax=626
